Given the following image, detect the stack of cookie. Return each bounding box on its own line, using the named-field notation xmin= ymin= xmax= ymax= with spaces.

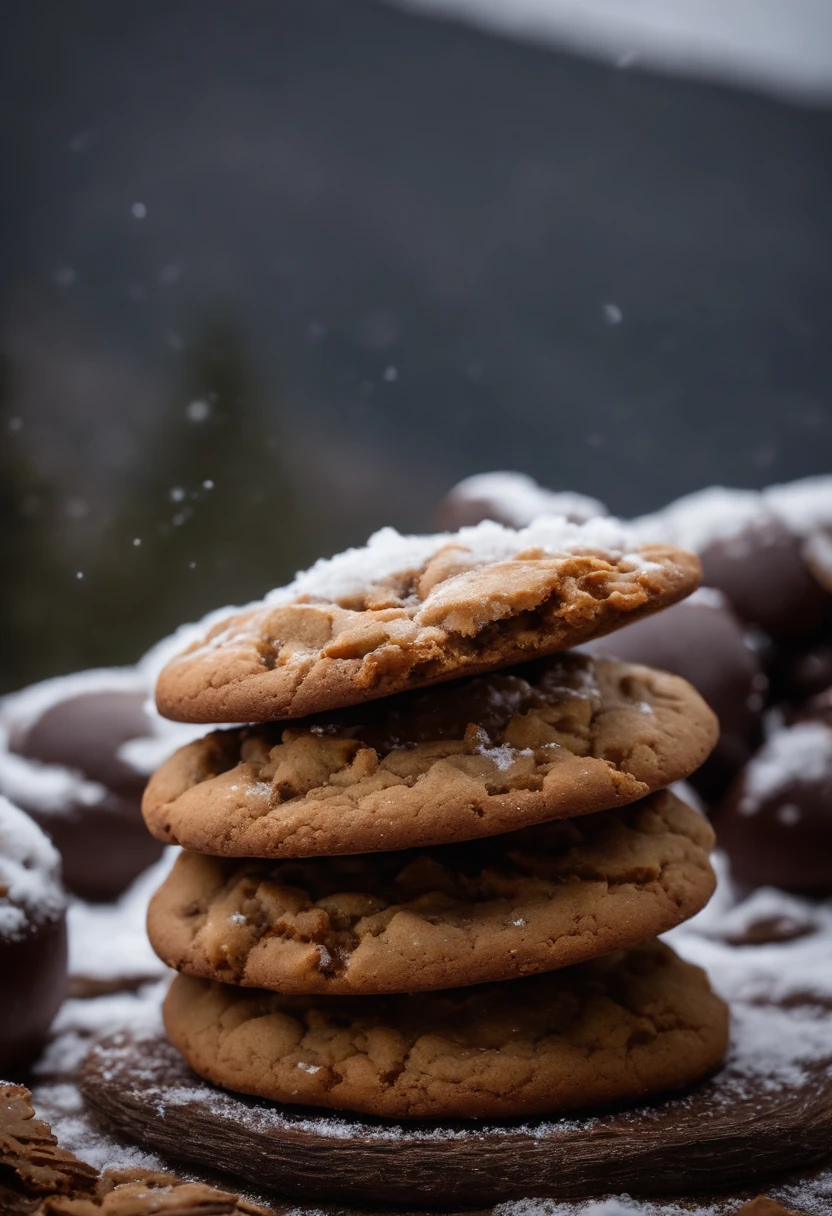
xmin=142 ymin=517 xmax=728 ymax=1121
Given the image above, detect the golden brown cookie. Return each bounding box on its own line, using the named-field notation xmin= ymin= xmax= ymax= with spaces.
xmin=147 ymin=790 xmax=715 ymax=995
xmin=162 ymin=939 xmax=729 ymax=1120
xmin=154 ymin=519 xmax=700 ymax=723
xmin=144 ymin=654 xmax=718 ymax=857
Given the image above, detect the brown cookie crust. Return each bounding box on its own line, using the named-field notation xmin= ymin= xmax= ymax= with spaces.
xmin=143 ymin=655 xmax=718 ymax=857
xmin=162 ymin=940 xmax=729 ymax=1120
xmin=147 ymin=791 xmax=715 ymax=995
xmin=155 ymin=540 xmax=700 ymax=723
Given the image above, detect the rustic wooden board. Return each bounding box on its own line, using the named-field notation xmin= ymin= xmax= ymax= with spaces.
xmin=80 ymin=995 xmax=832 ymax=1208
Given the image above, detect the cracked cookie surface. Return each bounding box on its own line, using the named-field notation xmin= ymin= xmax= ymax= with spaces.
xmin=143 ymin=654 xmax=718 ymax=857
xmin=162 ymin=939 xmax=729 ymax=1119
xmin=147 ymin=790 xmax=715 ymax=995
xmin=154 ymin=519 xmax=700 ymax=723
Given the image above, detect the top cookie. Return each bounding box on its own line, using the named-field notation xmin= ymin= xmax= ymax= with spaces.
xmin=155 ymin=518 xmax=700 ymax=723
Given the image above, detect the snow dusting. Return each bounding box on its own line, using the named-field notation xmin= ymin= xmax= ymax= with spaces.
xmin=0 ymin=734 xmax=108 ymax=815
xmin=737 ymin=721 xmax=832 ymax=815
xmin=0 ymin=794 xmax=65 ymax=940
xmin=268 ymin=515 xmax=646 ymax=607
xmin=764 ymin=475 xmax=832 ymax=534
xmin=477 ymin=743 xmax=534 ymax=770
xmin=67 ymin=849 xmax=176 ymax=984
xmin=446 ymin=471 xmax=607 ymax=527
xmin=632 ymin=487 xmax=772 ymax=553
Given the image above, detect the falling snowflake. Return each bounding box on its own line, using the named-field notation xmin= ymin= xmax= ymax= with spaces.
xmin=186 ymin=400 xmax=210 ymax=423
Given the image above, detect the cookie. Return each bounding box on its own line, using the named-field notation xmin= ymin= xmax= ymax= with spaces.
xmin=435 ymin=471 xmax=607 ymax=530
xmin=82 ymin=958 xmax=832 ymax=1204
xmin=0 ymin=797 xmax=67 ymax=1077
xmin=154 ymin=518 xmax=700 ymax=723
xmin=162 ymin=939 xmax=727 ymax=1120
xmin=581 ymin=588 xmax=766 ymax=800
xmin=714 ymin=720 xmax=832 ymax=895
xmin=144 ymin=653 xmax=717 ymax=858
xmin=148 ymin=789 xmax=714 ymax=995
xmin=0 ymin=670 xmax=165 ymax=900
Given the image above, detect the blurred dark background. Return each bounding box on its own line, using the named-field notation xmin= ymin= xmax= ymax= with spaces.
xmin=1 ymin=0 xmax=831 ymax=691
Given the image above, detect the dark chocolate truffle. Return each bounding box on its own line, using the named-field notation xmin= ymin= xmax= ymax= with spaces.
xmin=802 ymin=685 xmax=832 ymax=726
xmin=0 ymin=671 xmax=164 ymax=901
xmin=767 ymin=637 xmax=832 ymax=706
xmin=765 ymin=475 xmax=832 ymax=596
xmin=0 ymin=796 xmax=67 ymax=1078
xmin=634 ymin=488 xmax=831 ymax=639
xmin=436 ymin=471 xmax=606 ymax=531
xmin=714 ymin=721 xmax=832 ymax=895
xmin=581 ymin=588 xmax=766 ymax=802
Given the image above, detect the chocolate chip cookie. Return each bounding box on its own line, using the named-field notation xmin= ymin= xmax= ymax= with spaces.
xmin=155 ymin=519 xmax=700 ymax=723
xmin=148 ymin=790 xmax=715 ymax=994
xmin=144 ymin=654 xmax=717 ymax=858
xmin=162 ymin=939 xmax=729 ymax=1120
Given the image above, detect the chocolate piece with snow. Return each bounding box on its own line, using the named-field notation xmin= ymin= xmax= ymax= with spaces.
xmin=0 ymin=797 xmax=67 ymax=1078
xmin=633 ymin=486 xmax=831 ymax=639
xmin=0 ymin=671 xmax=166 ymax=901
xmin=436 ymin=471 xmax=607 ymax=530
xmin=714 ymin=720 xmax=832 ymax=894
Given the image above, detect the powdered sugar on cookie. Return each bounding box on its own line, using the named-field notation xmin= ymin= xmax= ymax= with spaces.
xmin=155 ymin=517 xmax=699 ymax=723
xmin=268 ymin=516 xmax=652 ymax=608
